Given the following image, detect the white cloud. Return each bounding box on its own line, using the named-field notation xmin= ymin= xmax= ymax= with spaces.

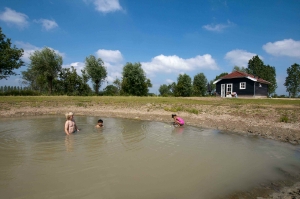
xmin=262 ymin=39 xmax=300 ymax=58
xmin=0 ymin=7 xmax=28 ymax=28
xmin=141 ymin=54 xmax=219 ymax=75
xmin=63 ymin=62 xmax=85 ymax=75
xmin=94 ymin=49 xmax=124 ymax=83
xmin=106 ymin=72 xmax=122 ymax=83
xmin=166 ymin=79 xmax=174 ymax=84
xmin=96 ymin=49 xmax=123 ymax=63
xmin=15 ymin=41 xmax=65 ymax=63
xmin=34 ymin=19 xmax=58 ymax=30
xmin=203 ymin=20 xmax=234 ymax=32
xmin=225 ymin=49 xmax=259 ymax=67
xmin=84 ymin=0 xmax=123 ymax=13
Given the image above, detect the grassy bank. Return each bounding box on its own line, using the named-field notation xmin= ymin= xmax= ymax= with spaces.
xmin=1 ymin=96 xmax=299 ymax=123
xmin=1 ymin=95 xmax=300 ymax=105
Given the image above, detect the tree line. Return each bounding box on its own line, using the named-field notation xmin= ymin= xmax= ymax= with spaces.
xmin=1 ymin=27 xmax=300 ymax=97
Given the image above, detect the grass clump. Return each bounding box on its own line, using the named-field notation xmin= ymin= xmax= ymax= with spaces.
xmin=279 ymin=114 xmax=289 ymax=123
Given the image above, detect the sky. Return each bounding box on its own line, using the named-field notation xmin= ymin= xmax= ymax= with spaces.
xmin=0 ymin=0 xmax=300 ymax=95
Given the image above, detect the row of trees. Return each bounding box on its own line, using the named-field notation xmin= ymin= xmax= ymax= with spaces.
xmin=1 ymin=27 xmax=300 ymax=97
xmin=21 ymin=47 xmax=152 ymax=96
xmin=159 ymin=73 xmax=211 ymax=97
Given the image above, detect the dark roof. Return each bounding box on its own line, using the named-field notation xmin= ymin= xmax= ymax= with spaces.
xmin=220 ymin=71 xmax=271 ymax=84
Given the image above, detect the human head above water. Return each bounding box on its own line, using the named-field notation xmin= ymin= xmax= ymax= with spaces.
xmin=65 ymin=112 xmax=74 ymax=120
xmin=172 ymin=114 xmax=177 ymax=118
xmin=98 ymin=119 xmax=103 ymax=124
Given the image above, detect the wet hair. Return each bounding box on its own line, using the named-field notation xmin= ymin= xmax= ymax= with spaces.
xmin=172 ymin=114 xmax=176 ymax=118
xmin=65 ymin=112 xmax=74 ymax=120
xmin=98 ymin=119 xmax=103 ymax=123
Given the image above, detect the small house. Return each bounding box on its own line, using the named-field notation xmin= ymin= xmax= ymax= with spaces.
xmin=213 ymin=71 xmax=271 ymax=98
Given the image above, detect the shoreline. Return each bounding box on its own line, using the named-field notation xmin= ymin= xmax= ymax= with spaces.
xmin=1 ymin=102 xmax=299 ymax=145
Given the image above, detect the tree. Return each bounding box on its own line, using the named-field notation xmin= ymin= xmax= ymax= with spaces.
xmin=175 ymin=73 xmax=192 ymax=97
xmin=247 ymin=55 xmax=277 ymax=94
xmin=121 ymin=62 xmax=151 ymax=96
xmin=0 ymin=27 xmax=24 ymax=79
xmin=22 ymin=67 xmax=47 ymax=92
xmin=214 ymin=72 xmax=228 ymax=80
xmin=284 ymin=63 xmax=300 ymax=98
xmin=159 ymin=84 xmax=172 ymax=96
xmin=232 ymin=65 xmax=247 ymax=72
xmin=28 ymin=47 xmax=62 ymax=94
xmin=84 ymin=55 xmax=107 ymax=95
xmin=57 ymin=66 xmax=91 ymax=95
xmin=103 ymin=85 xmax=119 ymax=96
xmin=193 ymin=73 xmax=207 ymax=96
xmin=113 ymin=77 xmax=121 ymax=95
xmin=209 ymin=80 xmax=216 ymax=93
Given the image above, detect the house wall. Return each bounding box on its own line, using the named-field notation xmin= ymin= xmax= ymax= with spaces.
xmin=255 ymin=82 xmax=268 ymax=96
xmin=216 ymin=78 xmax=268 ymax=97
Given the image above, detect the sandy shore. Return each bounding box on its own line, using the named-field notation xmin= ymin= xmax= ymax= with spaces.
xmin=1 ymin=101 xmax=299 ymax=144
xmin=0 ymin=100 xmax=300 ymax=198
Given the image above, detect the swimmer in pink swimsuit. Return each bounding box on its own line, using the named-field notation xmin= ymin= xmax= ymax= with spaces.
xmin=172 ymin=114 xmax=185 ymax=126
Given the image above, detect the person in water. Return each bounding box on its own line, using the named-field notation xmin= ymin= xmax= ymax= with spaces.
xmin=172 ymin=114 xmax=185 ymax=126
xmin=64 ymin=112 xmax=79 ymax=135
xmin=95 ymin=119 xmax=104 ymax=128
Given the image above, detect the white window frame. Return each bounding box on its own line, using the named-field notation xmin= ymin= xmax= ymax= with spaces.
xmin=226 ymin=84 xmax=232 ymax=93
xmin=240 ymin=82 xmax=246 ymax=89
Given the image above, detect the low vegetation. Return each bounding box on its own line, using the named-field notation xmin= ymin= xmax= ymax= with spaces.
xmin=0 ymin=96 xmax=299 ymax=123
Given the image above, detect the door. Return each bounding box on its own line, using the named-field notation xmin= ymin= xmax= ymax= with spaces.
xmin=226 ymin=84 xmax=233 ymax=95
xmin=221 ymin=84 xmax=225 ymax=97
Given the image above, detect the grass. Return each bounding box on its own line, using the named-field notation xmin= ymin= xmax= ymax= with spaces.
xmin=0 ymin=96 xmax=299 ymax=120
xmin=1 ymin=95 xmax=299 ymax=105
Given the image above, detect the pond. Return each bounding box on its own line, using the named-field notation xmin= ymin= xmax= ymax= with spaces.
xmin=0 ymin=116 xmax=300 ymax=199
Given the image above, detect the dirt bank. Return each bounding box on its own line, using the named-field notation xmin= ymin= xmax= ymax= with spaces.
xmin=1 ymin=101 xmax=299 ymax=144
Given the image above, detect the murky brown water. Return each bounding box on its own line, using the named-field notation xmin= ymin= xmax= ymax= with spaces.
xmin=0 ymin=116 xmax=300 ymax=199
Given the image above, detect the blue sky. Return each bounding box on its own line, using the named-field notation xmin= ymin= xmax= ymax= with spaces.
xmin=0 ymin=0 xmax=300 ymax=95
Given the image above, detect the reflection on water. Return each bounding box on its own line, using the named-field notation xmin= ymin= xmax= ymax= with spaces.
xmin=0 ymin=116 xmax=300 ymax=199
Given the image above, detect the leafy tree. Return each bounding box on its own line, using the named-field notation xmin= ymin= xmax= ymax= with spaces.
xmin=175 ymin=73 xmax=192 ymax=97
xmin=246 ymin=55 xmax=277 ymax=94
xmin=214 ymin=72 xmax=228 ymax=81
xmin=0 ymin=28 xmax=24 ymax=79
xmin=103 ymin=85 xmax=119 ymax=96
xmin=22 ymin=67 xmax=47 ymax=92
xmin=159 ymin=84 xmax=172 ymax=96
xmin=85 ymin=55 xmax=107 ymax=95
xmin=263 ymin=64 xmax=277 ymax=95
xmin=121 ymin=62 xmax=151 ymax=96
xmin=232 ymin=65 xmax=247 ymax=72
xmin=170 ymin=82 xmax=177 ymax=94
xmin=193 ymin=73 xmax=207 ymax=96
xmin=56 ymin=66 xmax=91 ymax=95
xmin=113 ymin=77 xmax=121 ymax=95
xmin=209 ymin=80 xmax=216 ymax=93
xmin=284 ymin=63 xmax=300 ymax=98
xmin=28 ymin=47 xmax=62 ymax=94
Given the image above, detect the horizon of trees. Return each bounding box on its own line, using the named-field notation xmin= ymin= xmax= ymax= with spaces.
xmin=1 ymin=29 xmax=299 ymax=97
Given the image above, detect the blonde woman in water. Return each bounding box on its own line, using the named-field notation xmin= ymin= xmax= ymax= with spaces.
xmin=64 ymin=112 xmax=79 ymax=135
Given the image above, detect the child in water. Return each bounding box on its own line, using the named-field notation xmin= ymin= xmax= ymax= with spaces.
xmin=64 ymin=112 xmax=79 ymax=135
xmin=95 ymin=119 xmax=104 ymax=128
xmin=172 ymin=114 xmax=185 ymax=126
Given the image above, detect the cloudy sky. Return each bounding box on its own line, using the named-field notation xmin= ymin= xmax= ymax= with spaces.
xmin=0 ymin=0 xmax=299 ymax=95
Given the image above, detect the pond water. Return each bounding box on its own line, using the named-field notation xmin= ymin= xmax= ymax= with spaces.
xmin=0 ymin=116 xmax=300 ymax=199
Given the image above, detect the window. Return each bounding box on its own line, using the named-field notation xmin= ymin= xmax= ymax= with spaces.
xmin=226 ymin=84 xmax=232 ymax=93
xmin=240 ymin=82 xmax=246 ymax=89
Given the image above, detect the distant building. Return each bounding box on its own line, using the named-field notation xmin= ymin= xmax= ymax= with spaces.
xmin=213 ymin=71 xmax=271 ymax=98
